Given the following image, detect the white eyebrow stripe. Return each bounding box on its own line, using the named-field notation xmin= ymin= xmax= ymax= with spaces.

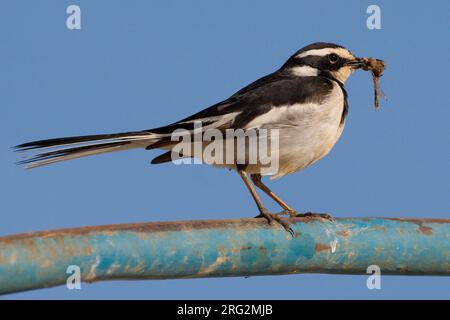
xmin=296 ymin=47 xmax=354 ymax=60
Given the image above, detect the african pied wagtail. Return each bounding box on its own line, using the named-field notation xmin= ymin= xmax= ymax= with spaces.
xmin=15 ymin=42 xmax=378 ymax=234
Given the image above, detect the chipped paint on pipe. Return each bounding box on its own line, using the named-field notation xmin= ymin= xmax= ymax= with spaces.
xmin=1 ymin=217 xmax=450 ymax=294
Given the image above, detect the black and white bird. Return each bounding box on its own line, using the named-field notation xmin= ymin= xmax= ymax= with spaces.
xmin=15 ymin=42 xmax=373 ymax=234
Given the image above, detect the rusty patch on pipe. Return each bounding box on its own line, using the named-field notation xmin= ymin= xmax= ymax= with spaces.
xmin=336 ymin=230 xmax=350 ymax=237
xmin=417 ymin=225 xmax=433 ymax=235
xmin=315 ymin=243 xmax=331 ymax=253
xmin=388 ymin=219 xmax=435 ymax=236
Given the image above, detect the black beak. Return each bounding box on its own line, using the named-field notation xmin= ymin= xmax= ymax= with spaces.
xmin=346 ymin=58 xmax=363 ymax=69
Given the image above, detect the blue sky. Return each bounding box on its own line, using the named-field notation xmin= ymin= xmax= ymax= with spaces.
xmin=1 ymin=0 xmax=450 ymax=299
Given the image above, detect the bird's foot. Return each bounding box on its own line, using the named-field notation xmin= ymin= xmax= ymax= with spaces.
xmin=277 ymin=208 xmax=298 ymax=217
xmin=255 ymin=209 xmax=295 ymax=236
xmin=294 ymin=211 xmax=335 ymax=222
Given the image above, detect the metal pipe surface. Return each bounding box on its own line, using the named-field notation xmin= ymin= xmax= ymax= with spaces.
xmin=1 ymin=217 xmax=449 ymax=295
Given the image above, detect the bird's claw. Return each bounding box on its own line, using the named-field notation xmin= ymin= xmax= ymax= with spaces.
xmin=256 ymin=209 xmax=295 ymax=237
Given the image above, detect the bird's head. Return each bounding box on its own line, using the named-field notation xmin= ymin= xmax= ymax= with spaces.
xmin=281 ymin=42 xmax=364 ymax=84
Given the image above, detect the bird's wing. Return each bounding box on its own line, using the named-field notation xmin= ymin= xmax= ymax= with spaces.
xmin=147 ymin=74 xmax=338 ymax=165
xmin=147 ymin=74 xmax=336 ymax=137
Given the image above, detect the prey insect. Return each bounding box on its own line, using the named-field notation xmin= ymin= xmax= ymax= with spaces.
xmin=360 ymin=57 xmax=387 ymax=110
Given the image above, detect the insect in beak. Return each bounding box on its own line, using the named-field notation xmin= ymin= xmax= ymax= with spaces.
xmin=358 ymin=57 xmax=387 ymax=110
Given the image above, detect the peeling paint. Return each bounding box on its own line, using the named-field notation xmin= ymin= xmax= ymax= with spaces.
xmin=85 ymin=256 xmax=101 ymax=282
xmin=315 ymin=243 xmax=331 ymax=253
xmin=314 ymin=240 xmax=338 ymax=254
xmin=330 ymin=239 xmax=338 ymax=253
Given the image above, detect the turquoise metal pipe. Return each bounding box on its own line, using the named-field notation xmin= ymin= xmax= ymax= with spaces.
xmin=1 ymin=217 xmax=450 ymax=295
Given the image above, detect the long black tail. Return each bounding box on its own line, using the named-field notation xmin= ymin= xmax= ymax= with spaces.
xmin=14 ymin=131 xmax=157 ymax=168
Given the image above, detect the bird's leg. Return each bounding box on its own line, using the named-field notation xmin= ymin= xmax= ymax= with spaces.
xmin=250 ymin=173 xmax=296 ymax=217
xmin=250 ymin=174 xmax=334 ymax=221
xmin=237 ymin=169 xmax=294 ymax=236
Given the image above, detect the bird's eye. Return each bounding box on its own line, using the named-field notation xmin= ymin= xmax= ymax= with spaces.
xmin=328 ymin=53 xmax=339 ymax=63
